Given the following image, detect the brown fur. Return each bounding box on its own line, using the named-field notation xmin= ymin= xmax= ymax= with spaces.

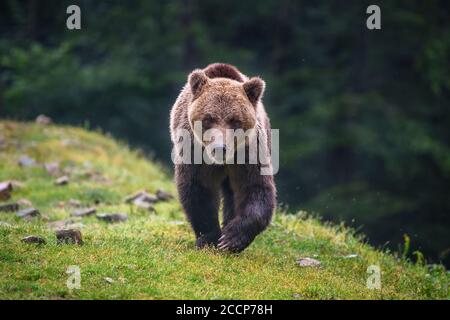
xmin=204 ymin=63 xmax=245 ymax=82
xmin=170 ymin=63 xmax=276 ymax=252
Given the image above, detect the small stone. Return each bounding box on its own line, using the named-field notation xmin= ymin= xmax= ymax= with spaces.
xmin=103 ymin=277 xmax=114 ymax=284
xmin=16 ymin=207 xmax=40 ymax=219
xmin=156 ymin=189 xmax=173 ymax=201
xmin=0 ymin=181 xmax=13 ymax=201
xmin=124 ymin=190 xmax=149 ymax=203
xmin=124 ymin=193 xmax=141 ymax=203
xmin=0 ymin=202 xmax=19 ymax=212
xmin=133 ymin=198 xmax=155 ymax=212
xmin=21 ymin=235 xmax=46 ymax=245
xmin=57 ymin=199 xmax=82 ymax=208
xmin=18 ymin=155 xmax=37 ymax=167
xmin=56 ymin=229 xmax=83 ymax=245
xmin=296 ymin=257 xmax=321 ymax=267
xmin=84 ymin=171 xmax=109 ymax=184
xmin=9 ymin=180 xmax=25 ymax=189
xmin=36 ymin=114 xmax=52 ymax=125
xmin=44 ymin=162 xmax=61 ymax=176
xmin=292 ymin=293 xmax=303 ymax=299
xmin=139 ymin=193 xmax=158 ymax=203
xmin=55 ymin=176 xmax=69 ymax=186
xmin=68 ymin=199 xmax=82 ymax=207
xmin=0 ymin=181 xmax=13 ymax=190
xmin=71 ymin=207 xmax=96 ymax=217
xmin=96 ymin=213 xmax=128 ymax=223
xmin=17 ymin=198 xmax=33 ymax=207
xmin=343 ymin=254 xmax=358 ymax=259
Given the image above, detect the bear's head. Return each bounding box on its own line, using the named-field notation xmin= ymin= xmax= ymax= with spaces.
xmin=187 ymin=69 xmax=265 ymax=162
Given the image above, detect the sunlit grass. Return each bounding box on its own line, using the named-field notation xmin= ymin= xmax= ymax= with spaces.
xmin=0 ymin=121 xmax=448 ymax=299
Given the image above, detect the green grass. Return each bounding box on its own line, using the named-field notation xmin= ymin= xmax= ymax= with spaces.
xmin=0 ymin=121 xmax=448 ymax=300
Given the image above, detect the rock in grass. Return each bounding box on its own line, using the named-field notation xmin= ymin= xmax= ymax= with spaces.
xmin=156 ymin=189 xmax=173 ymax=201
xmin=71 ymin=207 xmax=96 ymax=217
xmin=36 ymin=114 xmax=52 ymax=125
xmin=9 ymin=180 xmax=25 ymax=189
xmin=296 ymin=257 xmax=321 ymax=267
xmin=18 ymin=155 xmax=37 ymax=167
xmin=125 ymin=190 xmax=158 ymax=204
xmin=124 ymin=190 xmax=158 ymax=211
xmin=82 ymin=170 xmax=110 ymax=184
xmin=54 ymin=176 xmax=69 ymax=186
xmin=68 ymin=199 xmax=82 ymax=207
xmin=0 ymin=181 xmax=13 ymax=201
xmin=0 ymin=202 xmax=19 ymax=212
xmin=103 ymin=277 xmax=114 ymax=284
xmin=17 ymin=198 xmax=33 ymax=207
xmin=133 ymin=198 xmax=156 ymax=212
xmin=126 ymin=189 xmax=173 ymax=204
xmin=44 ymin=162 xmax=61 ymax=176
xmin=21 ymin=235 xmax=46 ymax=245
xmin=57 ymin=199 xmax=82 ymax=209
xmin=124 ymin=190 xmax=143 ymax=203
xmin=96 ymin=213 xmax=128 ymax=223
xmin=16 ymin=207 xmax=40 ymax=219
xmin=139 ymin=193 xmax=159 ymax=204
xmin=56 ymin=229 xmax=83 ymax=245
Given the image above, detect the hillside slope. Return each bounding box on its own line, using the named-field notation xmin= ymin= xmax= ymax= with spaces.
xmin=0 ymin=121 xmax=448 ymax=299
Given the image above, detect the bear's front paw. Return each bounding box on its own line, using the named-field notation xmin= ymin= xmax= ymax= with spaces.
xmin=217 ymin=224 xmax=253 ymax=253
xmin=195 ymin=231 xmax=220 ymax=249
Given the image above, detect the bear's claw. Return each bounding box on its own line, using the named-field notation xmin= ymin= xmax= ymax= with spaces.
xmin=217 ymin=226 xmax=252 ymax=253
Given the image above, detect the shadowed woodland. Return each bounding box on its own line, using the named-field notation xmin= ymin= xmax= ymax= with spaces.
xmin=0 ymin=0 xmax=449 ymax=266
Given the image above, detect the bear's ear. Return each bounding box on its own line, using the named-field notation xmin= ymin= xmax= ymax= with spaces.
xmin=188 ymin=70 xmax=208 ymax=97
xmin=243 ymin=77 xmax=265 ymax=106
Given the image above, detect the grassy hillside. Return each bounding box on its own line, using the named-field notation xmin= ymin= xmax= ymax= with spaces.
xmin=0 ymin=121 xmax=448 ymax=300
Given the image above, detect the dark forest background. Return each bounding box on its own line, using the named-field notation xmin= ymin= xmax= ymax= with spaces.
xmin=0 ymin=0 xmax=449 ymax=266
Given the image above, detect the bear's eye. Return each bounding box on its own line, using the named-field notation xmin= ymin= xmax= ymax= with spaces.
xmin=228 ymin=118 xmax=241 ymax=129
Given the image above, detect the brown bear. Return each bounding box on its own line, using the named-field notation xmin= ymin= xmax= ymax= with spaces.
xmin=170 ymin=63 xmax=276 ymax=252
